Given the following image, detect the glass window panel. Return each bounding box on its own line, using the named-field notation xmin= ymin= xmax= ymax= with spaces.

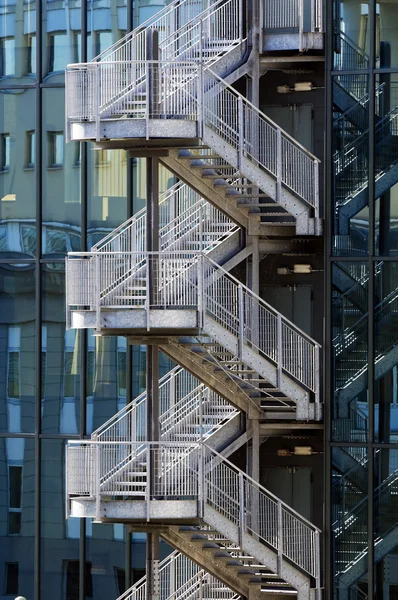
xmin=333 ymin=75 xmax=369 ymax=257
xmin=42 ymin=263 xmax=80 ymax=434
xmin=333 ymin=1 xmax=371 ymax=69
xmin=87 ymin=1 xmax=127 ymax=62
xmin=86 ymin=522 xmax=126 ymax=600
xmin=42 ymin=0 xmax=81 ymax=80
xmin=332 ymin=262 xmax=369 ymax=442
xmin=0 ymin=1 xmax=36 ymax=84
xmin=332 ymin=446 xmax=369 ymax=598
xmin=0 ymin=438 xmax=35 ymax=598
xmin=87 ymin=145 xmax=127 ymax=249
xmin=0 ymin=89 xmax=36 ymax=258
xmin=0 ymin=265 xmax=35 ymax=433
xmin=86 ymin=332 xmax=127 ymax=435
xmin=374 ymin=261 xmax=398 ymax=443
xmin=378 ymin=3 xmax=398 ymax=69
xmin=42 ymin=89 xmax=81 ymax=256
xmin=41 ymin=439 xmax=80 ymax=599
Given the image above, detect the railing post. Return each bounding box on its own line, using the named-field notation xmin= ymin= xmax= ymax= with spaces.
xmin=65 ymin=444 xmax=69 ymax=521
xmin=238 ymin=472 xmax=245 ymax=546
xmin=311 ymin=0 xmax=315 ymax=32
xmin=314 ymin=345 xmax=320 ymax=414
xmin=198 ymin=255 xmax=204 ymax=329
xmin=276 ymin=128 xmax=282 ymax=204
xmin=146 ymin=444 xmax=151 ymax=521
xmin=146 ymin=257 xmax=151 ymax=331
xmin=198 ymin=445 xmax=205 ymax=518
xmin=314 ymin=530 xmax=321 ymax=600
xmin=238 ymin=284 xmax=244 ymax=359
xmin=314 ymin=160 xmax=320 ymax=232
xmin=277 ymin=502 xmax=283 ymax=574
xmin=95 ymin=65 xmax=100 ymax=142
xmin=198 ymin=64 xmax=204 ymax=139
xmin=146 ymin=59 xmax=150 ymax=140
xmin=238 ymin=97 xmax=244 ymax=169
xmin=95 ymin=443 xmax=101 ymax=521
xmin=298 ymin=0 xmax=304 ymax=52
xmin=238 ymin=0 xmax=243 ymax=43
xmin=277 ymin=313 xmax=283 ymax=387
xmin=95 ymin=253 xmax=101 ymax=332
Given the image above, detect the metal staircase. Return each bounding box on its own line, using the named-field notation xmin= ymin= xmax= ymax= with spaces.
xmin=65 ymin=1 xmax=323 ymax=599
xmin=117 ymin=550 xmax=240 ymax=600
xmin=65 ymin=0 xmax=322 ymax=236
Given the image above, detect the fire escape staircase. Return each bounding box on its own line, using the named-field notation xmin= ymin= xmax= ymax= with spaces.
xmin=65 ymin=2 xmax=323 ymax=600
xmin=65 ymin=0 xmax=322 ymax=236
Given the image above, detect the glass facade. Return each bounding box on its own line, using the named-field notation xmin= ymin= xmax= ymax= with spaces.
xmin=0 ymin=1 xmax=170 ymax=599
xmin=329 ymin=1 xmax=398 ymax=597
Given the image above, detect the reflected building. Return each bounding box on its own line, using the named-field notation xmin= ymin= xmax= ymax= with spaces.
xmin=328 ymin=0 xmax=398 ymax=598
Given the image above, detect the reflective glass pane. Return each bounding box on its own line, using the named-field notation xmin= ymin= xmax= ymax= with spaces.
xmin=0 ymin=1 xmax=37 ymax=84
xmin=0 ymin=264 xmax=36 ymax=433
xmin=86 ymin=332 xmax=127 ymax=436
xmin=378 ymin=4 xmax=398 ymax=70
xmin=374 ymin=449 xmax=398 ymax=599
xmin=87 ymin=1 xmax=127 ymax=62
xmin=41 ymin=439 xmax=80 ymax=599
xmin=86 ymin=522 xmax=126 ymax=599
xmin=0 ymin=89 xmax=36 ymax=258
xmin=332 ymin=74 xmax=369 ymax=257
xmin=374 ymin=262 xmax=398 ymax=443
xmin=332 ymin=262 xmax=369 ymax=442
xmin=42 ymin=0 xmax=81 ymax=80
xmin=0 ymin=437 xmax=35 ymax=600
xmin=333 ymin=0 xmax=370 ymax=70
xmin=87 ymin=145 xmax=127 ymax=249
xmin=375 ymin=75 xmax=398 ymax=256
xmin=332 ymin=446 xmax=369 ymax=599
xmin=42 ymin=88 xmax=81 ymax=257
xmin=42 ymin=263 xmax=80 ymax=434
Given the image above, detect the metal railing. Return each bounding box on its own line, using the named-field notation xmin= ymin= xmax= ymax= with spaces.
xmin=66 ymin=58 xmax=320 ymax=214
xmin=92 ymin=364 xmax=237 ymax=446
xmin=66 ymin=441 xmax=321 ymax=582
xmin=66 ymin=251 xmax=320 ymax=397
xmin=263 ymin=0 xmax=323 ymax=36
xmin=92 ymin=181 xmax=237 ymax=257
xmin=117 ymin=550 xmax=239 ymax=600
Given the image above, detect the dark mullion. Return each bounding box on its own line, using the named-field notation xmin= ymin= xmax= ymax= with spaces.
xmin=367 ymin=1 xmax=376 ymax=597
xmin=35 ymin=0 xmax=43 ymax=597
xmin=324 ymin=0 xmax=334 ymax=595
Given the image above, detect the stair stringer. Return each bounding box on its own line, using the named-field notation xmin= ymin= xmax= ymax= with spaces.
xmin=160 ymin=153 xmax=252 ymax=230
xmin=161 ymin=527 xmax=261 ymax=600
xmin=160 ymin=341 xmax=263 ymax=419
xmin=203 ymin=505 xmax=314 ymax=600
xmin=337 ymin=342 xmax=398 ymax=417
xmin=202 ymin=315 xmax=313 ymax=420
xmin=202 ymin=126 xmax=318 ymax=235
xmin=338 ymin=525 xmax=398 ymax=598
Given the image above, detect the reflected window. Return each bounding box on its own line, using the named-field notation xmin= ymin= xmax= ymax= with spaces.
xmin=27 ymin=34 xmax=36 ymax=74
xmin=117 ymin=338 xmax=127 ymax=399
xmin=0 ymin=38 xmax=15 ymax=76
xmin=0 ymin=133 xmax=10 ymax=171
xmin=7 ymin=326 xmax=20 ymax=400
xmin=8 ymin=465 xmax=22 ymax=535
xmin=48 ymin=132 xmax=64 ymax=167
xmin=48 ymin=32 xmax=68 ymax=72
xmin=5 ymin=563 xmax=18 ymax=594
xmin=62 ymin=330 xmax=78 ymax=434
xmin=26 ymin=131 xmax=35 ymax=168
xmin=64 ymin=561 xmax=93 ymax=600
